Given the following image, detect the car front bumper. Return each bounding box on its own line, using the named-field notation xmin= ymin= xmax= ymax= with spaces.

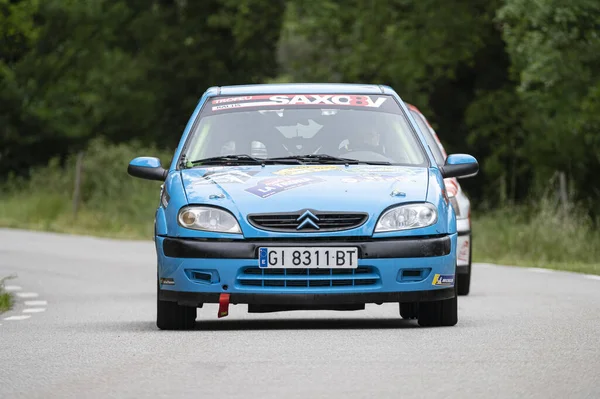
xmin=156 ymin=233 xmax=458 ymax=306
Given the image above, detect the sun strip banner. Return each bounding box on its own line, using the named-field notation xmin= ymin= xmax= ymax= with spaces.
xmin=210 ymin=94 xmax=389 ymax=112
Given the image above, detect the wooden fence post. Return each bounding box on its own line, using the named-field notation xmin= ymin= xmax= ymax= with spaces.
xmin=558 ymin=171 xmax=568 ymax=213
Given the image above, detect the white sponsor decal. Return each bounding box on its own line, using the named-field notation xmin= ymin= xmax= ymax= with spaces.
xmin=268 ymin=95 xmax=387 ymax=107
xmin=212 ymin=96 xmax=254 ymax=104
xmin=211 ymin=94 xmax=388 ymax=111
xmin=199 ymin=170 xmax=257 ymax=184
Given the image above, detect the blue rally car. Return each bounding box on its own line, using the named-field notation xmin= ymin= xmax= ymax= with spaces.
xmin=127 ymin=83 xmax=479 ymax=330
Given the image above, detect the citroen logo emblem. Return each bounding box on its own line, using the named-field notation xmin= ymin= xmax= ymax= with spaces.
xmin=296 ymin=210 xmax=320 ymax=230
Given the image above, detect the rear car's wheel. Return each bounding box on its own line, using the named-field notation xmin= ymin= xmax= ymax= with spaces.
xmin=417 ymin=292 xmax=457 ymax=327
xmin=457 ymin=268 xmax=471 ymax=296
xmin=399 ymin=302 xmax=419 ymax=319
xmin=156 ymin=281 xmax=196 ymax=330
xmin=457 ymin=235 xmax=473 ymax=296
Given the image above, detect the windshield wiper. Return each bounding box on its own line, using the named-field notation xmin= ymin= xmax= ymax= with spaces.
xmin=265 ymin=154 xmax=392 ymax=165
xmin=186 ymin=154 xmax=264 ymax=167
xmin=185 ymin=153 xmax=392 ymax=168
xmin=185 ymin=154 xmax=303 ymax=167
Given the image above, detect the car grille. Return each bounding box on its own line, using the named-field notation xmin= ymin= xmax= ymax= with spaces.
xmin=247 ymin=210 xmax=368 ymax=232
xmin=237 ymin=266 xmax=380 ymax=288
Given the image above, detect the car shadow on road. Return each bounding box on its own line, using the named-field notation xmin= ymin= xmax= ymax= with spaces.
xmin=94 ymin=317 xmax=420 ymax=332
xmin=193 ymin=317 xmax=419 ymax=331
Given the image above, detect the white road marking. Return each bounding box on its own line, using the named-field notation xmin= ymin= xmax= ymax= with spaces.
xmin=24 ymin=300 xmax=48 ymax=306
xmin=22 ymin=308 xmax=46 ymax=313
xmin=3 ymin=315 xmax=31 ymax=321
xmin=584 ymin=275 xmax=600 ymax=281
xmin=2 ymin=284 xmax=49 ymax=321
xmin=16 ymin=292 xmax=39 ymax=298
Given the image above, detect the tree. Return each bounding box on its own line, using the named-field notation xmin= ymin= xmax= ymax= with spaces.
xmin=1 ymin=0 xmax=286 ymax=176
xmin=278 ymin=0 xmax=514 ymax=204
xmin=498 ymin=0 xmax=600 ymax=207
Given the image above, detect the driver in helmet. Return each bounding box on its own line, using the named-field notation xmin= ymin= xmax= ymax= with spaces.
xmin=341 ymin=126 xmax=386 ymax=154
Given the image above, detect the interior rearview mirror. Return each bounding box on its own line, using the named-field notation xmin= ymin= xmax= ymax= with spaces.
xmin=127 ymin=157 xmax=168 ymax=181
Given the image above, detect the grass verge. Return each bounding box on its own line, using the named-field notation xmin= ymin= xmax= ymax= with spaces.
xmin=472 ymin=200 xmax=600 ymax=275
xmin=0 ymin=276 xmax=15 ymax=313
xmin=0 ymin=195 xmax=153 ymax=240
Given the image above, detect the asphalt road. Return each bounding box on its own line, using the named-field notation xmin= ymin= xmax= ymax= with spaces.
xmin=0 ymin=229 xmax=599 ymax=399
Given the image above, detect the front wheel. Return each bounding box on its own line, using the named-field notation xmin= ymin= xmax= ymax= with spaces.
xmin=157 ymin=281 xmax=196 ymax=330
xmin=417 ymin=293 xmax=457 ymax=327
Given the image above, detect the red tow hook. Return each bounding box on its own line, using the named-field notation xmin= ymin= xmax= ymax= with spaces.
xmin=218 ymin=293 xmax=230 ymax=318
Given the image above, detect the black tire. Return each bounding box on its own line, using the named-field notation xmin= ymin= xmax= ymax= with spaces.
xmin=399 ymin=302 xmax=419 ymax=319
xmin=156 ymin=281 xmax=196 ymax=330
xmin=457 ymin=235 xmax=473 ymax=296
xmin=457 ymin=269 xmax=471 ymax=296
xmin=417 ymin=293 xmax=458 ymax=327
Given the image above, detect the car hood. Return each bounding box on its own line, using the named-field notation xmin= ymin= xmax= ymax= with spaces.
xmin=180 ymin=164 xmax=429 ymax=214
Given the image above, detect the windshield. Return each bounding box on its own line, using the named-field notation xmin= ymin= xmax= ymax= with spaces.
xmin=409 ymin=109 xmax=446 ymax=166
xmin=181 ymin=94 xmax=428 ymax=167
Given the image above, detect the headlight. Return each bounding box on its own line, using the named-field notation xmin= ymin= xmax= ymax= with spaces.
xmin=375 ymin=203 xmax=438 ymax=232
xmin=449 ymin=196 xmax=461 ymax=217
xmin=177 ymin=206 xmax=242 ymax=234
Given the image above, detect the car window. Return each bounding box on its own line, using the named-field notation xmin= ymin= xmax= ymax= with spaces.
xmin=409 ymin=109 xmax=446 ymax=166
xmin=183 ymin=94 xmax=429 ymax=167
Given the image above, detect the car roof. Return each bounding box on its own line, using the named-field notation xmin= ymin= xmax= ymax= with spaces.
xmin=205 ymin=83 xmax=397 ymax=96
xmin=406 ymin=102 xmax=423 ymax=114
xmin=406 ymin=103 xmax=434 ymax=127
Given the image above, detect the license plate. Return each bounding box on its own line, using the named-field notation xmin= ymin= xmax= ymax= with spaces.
xmin=258 ymin=247 xmax=358 ymax=269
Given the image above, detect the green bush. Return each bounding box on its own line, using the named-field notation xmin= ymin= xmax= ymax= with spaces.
xmin=0 ymin=137 xmax=173 ymax=239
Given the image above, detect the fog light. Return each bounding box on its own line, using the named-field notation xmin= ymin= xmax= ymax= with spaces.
xmin=186 ymin=269 xmax=220 ymax=284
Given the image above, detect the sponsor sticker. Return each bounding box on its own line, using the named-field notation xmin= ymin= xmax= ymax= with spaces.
xmin=198 ymin=170 xmax=259 ymax=184
xmin=274 ymin=165 xmax=343 ymax=176
xmin=245 ymin=176 xmax=325 ymax=198
xmin=210 ymin=94 xmax=389 ymax=112
xmin=212 ymin=96 xmax=256 ymax=104
xmin=432 ymin=274 xmax=454 ymax=286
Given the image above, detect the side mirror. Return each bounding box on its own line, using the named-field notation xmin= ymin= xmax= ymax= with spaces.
xmin=440 ymin=154 xmax=479 ymax=179
xmin=127 ymin=157 xmax=168 ymax=181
